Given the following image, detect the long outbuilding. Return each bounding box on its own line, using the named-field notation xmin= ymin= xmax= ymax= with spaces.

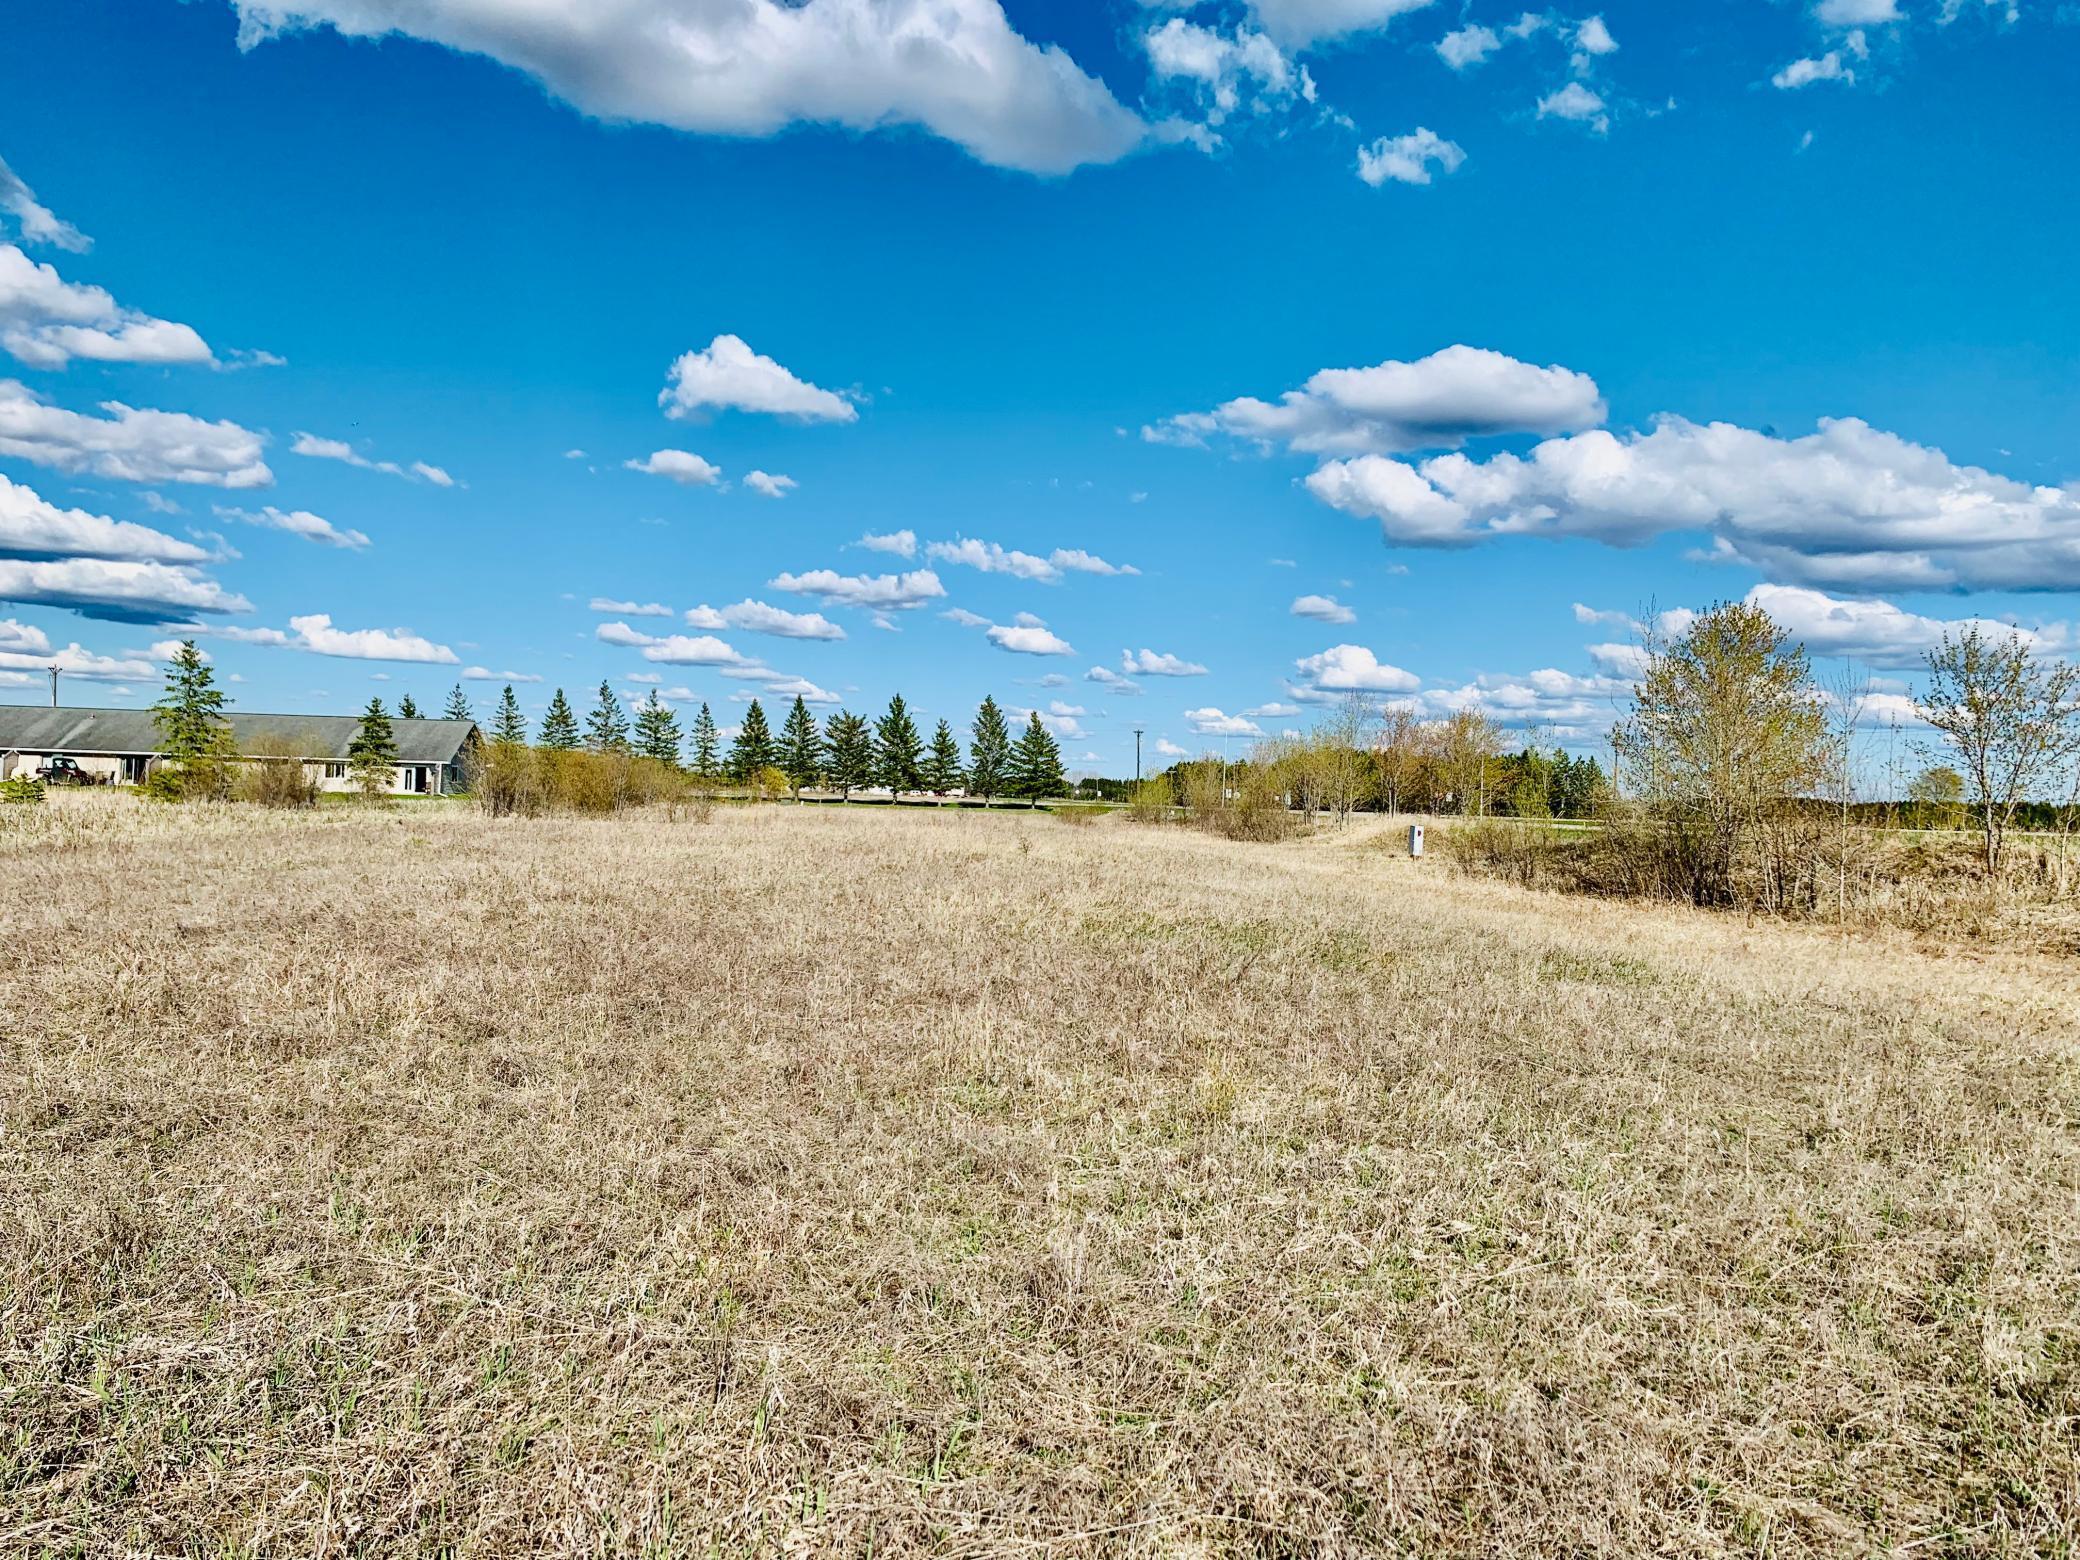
xmin=0 ymin=704 xmax=479 ymax=794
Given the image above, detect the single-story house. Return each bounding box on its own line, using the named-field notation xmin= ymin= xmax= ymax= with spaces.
xmin=0 ymin=704 xmax=480 ymax=795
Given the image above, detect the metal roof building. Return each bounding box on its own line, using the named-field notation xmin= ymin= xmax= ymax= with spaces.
xmin=0 ymin=704 xmax=479 ymax=793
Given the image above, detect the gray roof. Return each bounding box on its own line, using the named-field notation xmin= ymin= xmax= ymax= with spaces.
xmin=0 ymin=704 xmax=479 ymax=765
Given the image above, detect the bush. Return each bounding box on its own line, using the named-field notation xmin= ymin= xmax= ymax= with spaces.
xmin=1 ymin=775 xmax=45 ymax=805
xmin=142 ymin=766 xmax=188 ymax=803
xmin=469 ymin=743 xmax=693 ymax=817
xmin=233 ymin=734 xmax=319 ymax=809
xmin=1125 ymin=779 xmax=1174 ymax=825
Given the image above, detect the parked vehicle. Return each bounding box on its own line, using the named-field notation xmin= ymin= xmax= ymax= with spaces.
xmin=33 ymin=755 xmax=103 ymax=786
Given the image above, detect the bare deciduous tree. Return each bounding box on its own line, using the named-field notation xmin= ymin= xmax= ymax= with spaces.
xmin=1916 ymin=626 xmax=2080 ymax=875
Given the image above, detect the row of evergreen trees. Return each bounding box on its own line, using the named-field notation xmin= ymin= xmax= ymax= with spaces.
xmin=446 ymin=679 xmax=1067 ymax=803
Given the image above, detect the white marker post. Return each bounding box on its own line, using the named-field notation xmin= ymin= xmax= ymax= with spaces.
xmin=1408 ymin=824 xmax=1424 ymax=858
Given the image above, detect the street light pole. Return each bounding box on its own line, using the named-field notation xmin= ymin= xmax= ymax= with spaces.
xmin=1133 ymin=725 xmax=1143 ymax=784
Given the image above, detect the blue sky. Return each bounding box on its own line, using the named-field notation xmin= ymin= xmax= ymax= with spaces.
xmin=2 ymin=0 xmax=2075 ymax=768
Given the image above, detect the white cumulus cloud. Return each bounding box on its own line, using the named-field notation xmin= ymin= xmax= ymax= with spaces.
xmin=0 ymin=379 xmax=271 ymax=488
xmin=660 ymin=334 xmax=856 ymax=423
xmin=1291 ymin=593 xmax=1356 ymax=624
xmin=229 ymin=0 xmax=1147 ymax=175
xmin=1293 ymin=643 xmax=1419 ymax=694
xmin=214 ymin=504 xmax=370 ymax=549
xmin=1304 ymin=413 xmax=2080 ymax=591
xmin=769 ymin=567 xmax=946 ymax=610
xmin=1357 ymin=128 xmax=1465 ymax=187
xmin=683 ymin=599 xmax=845 ymax=640
xmin=285 ymin=613 xmax=458 ymax=663
xmin=1146 ymin=344 xmax=1604 ymax=456
xmin=0 ymin=244 xmax=214 ymax=369
xmin=744 ymin=470 xmax=797 ymax=498
xmin=1122 ymin=647 xmax=1208 ymax=677
xmin=624 ymin=448 xmax=723 ymax=486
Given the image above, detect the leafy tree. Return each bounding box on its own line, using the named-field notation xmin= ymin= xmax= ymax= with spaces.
xmin=1908 ymin=763 xmax=1965 ymax=829
xmin=689 ymin=702 xmax=721 ymax=779
xmin=923 ymin=718 xmax=964 ymax=797
xmin=348 ymin=697 xmax=399 ymax=797
xmin=442 ymin=684 xmax=473 ymax=722
xmin=633 ymin=691 xmax=682 ymax=766
xmin=967 ymin=695 xmax=1010 ymax=805
xmin=1617 ymin=600 xmax=1828 ymax=905
xmin=823 ymin=710 xmax=873 ymax=799
xmin=875 ymin=693 xmax=924 ymax=800
xmin=1917 ymin=625 xmax=2080 ymax=874
xmin=730 ymin=699 xmax=775 ymax=780
xmin=585 ymin=680 xmax=631 ymax=753
xmin=1008 ymin=711 xmax=1065 ymax=807
xmin=779 ymin=696 xmax=822 ymax=799
xmin=538 ymin=689 xmax=581 ymax=751
xmin=150 ymin=639 xmax=234 ymax=797
xmin=492 ymin=685 xmax=528 ymax=745
xmin=397 ymin=694 xmax=423 ymax=720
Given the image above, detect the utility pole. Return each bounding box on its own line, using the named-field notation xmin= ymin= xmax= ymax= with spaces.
xmin=49 ymin=664 xmax=59 ymax=708
xmin=1133 ymin=725 xmax=1143 ymax=784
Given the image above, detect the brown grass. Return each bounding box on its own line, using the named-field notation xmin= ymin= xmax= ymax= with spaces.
xmin=3 ymin=794 xmax=2077 ymax=1555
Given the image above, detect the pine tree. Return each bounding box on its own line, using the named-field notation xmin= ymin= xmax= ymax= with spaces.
xmin=690 ymin=702 xmax=721 ymax=779
xmin=923 ymin=718 xmax=965 ymax=797
xmin=492 ymin=685 xmax=528 ymax=745
xmin=875 ymin=693 xmax=924 ymax=801
xmin=585 ymin=680 xmax=631 ymax=753
xmin=538 ymin=689 xmax=580 ymax=750
xmin=397 ymin=694 xmax=423 ymax=720
xmin=779 ymin=695 xmax=821 ymax=800
xmin=633 ymin=691 xmax=682 ymax=766
xmin=148 ymin=639 xmax=233 ymax=797
xmin=151 ymin=640 xmax=231 ymax=762
xmin=1008 ymin=711 xmax=1065 ymax=808
xmin=730 ymin=699 xmax=775 ymax=780
xmin=823 ymin=710 xmax=873 ymax=799
xmin=349 ymin=697 xmax=399 ymax=797
xmin=442 ymin=684 xmax=473 ymax=722
xmin=967 ymin=694 xmax=1010 ymax=806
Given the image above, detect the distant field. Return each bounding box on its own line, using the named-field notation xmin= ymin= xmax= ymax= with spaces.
xmin=3 ymin=795 xmax=2076 ymax=1555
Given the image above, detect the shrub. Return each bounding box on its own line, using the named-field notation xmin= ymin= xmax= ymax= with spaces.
xmin=1 ymin=775 xmax=45 ymax=805
xmin=1125 ymin=779 xmax=1174 ymax=825
xmin=233 ymin=734 xmax=319 ymax=809
xmin=142 ymin=765 xmax=188 ymax=803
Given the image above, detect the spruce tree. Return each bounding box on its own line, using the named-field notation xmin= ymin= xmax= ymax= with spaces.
xmin=585 ymin=680 xmax=631 ymax=753
xmin=151 ymin=640 xmax=231 ymax=762
xmin=1008 ymin=711 xmax=1065 ymax=808
xmin=442 ymin=683 xmax=473 ymax=722
xmin=730 ymin=699 xmax=775 ymax=780
xmin=149 ymin=639 xmax=234 ymax=798
xmin=967 ymin=694 xmax=1010 ymax=806
xmin=397 ymin=693 xmax=423 ymax=720
xmin=779 ymin=695 xmax=821 ymax=800
xmin=538 ymin=689 xmax=580 ymax=750
xmin=823 ymin=710 xmax=873 ymax=799
xmin=690 ymin=702 xmax=721 ymax=779
xmin=348 ymin=697 xmax=399 ymax=797
xmin=923 ymin=718 xmax=965 ymax=798
xmin=492 ymin=685 xmax=528 ymax=745
xmin=633 ymin=691 xmax=682 ymax=766
xmin=874 ymin=693 xmax=924 ymax=801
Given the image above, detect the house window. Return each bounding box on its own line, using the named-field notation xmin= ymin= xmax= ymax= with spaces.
xmin=324 ymin=762 xmax=345 ymax=779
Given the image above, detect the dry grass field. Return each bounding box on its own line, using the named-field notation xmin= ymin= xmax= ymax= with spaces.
xmin=3 ymin=794 xmax=2077 ymax=1556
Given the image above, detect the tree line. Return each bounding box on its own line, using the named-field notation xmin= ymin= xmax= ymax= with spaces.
xmin=466 ymin=682 xmax=1068 ymax=807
